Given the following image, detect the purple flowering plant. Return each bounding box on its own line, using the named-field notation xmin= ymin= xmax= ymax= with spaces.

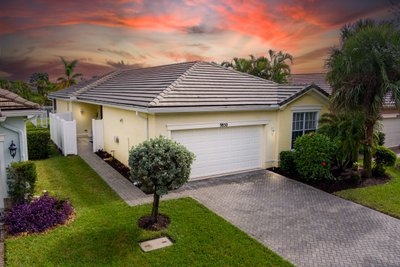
xmin=4 ymin=193 xmax=74 ymax=236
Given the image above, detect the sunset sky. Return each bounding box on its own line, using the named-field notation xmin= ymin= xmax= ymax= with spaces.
xmin=0 ymin=0 xmax=395 ymax=81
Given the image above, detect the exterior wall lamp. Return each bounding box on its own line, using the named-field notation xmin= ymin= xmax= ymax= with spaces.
xmin=9 ymin=140 xmax=17 ymax=158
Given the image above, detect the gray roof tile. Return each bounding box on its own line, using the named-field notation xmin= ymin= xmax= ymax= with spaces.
xmin=289 ymin=73 xmax=396 ymax=108
xmin=49 ymin=61 xmax=322 ymax=111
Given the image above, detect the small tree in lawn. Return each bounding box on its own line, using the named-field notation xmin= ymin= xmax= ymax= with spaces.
xmin=129 ymin=136 xmax=195 ymax=226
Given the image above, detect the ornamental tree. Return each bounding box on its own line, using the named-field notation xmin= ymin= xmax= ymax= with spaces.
xmin=129 ymin=136 xmax=195 ymax=224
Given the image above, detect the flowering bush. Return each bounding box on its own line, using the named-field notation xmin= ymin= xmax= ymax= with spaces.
xmin=293 ymin=133 xmax=336 ymax=182
xmin=4 ymin=193 xmax=74 ymax=236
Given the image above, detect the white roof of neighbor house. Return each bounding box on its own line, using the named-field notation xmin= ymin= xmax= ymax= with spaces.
xmin=289 ymin=73 xmax=396 ymax=108
xmin=49 ymin=61 xmax=328 ymax=112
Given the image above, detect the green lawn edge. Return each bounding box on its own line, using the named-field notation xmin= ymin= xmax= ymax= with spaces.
xmin=335 ymin=158 xmax=400 ymax=219
xmin=5 ymin=153 xmax=292 ymax=267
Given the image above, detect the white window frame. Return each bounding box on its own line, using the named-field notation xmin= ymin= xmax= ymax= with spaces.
xmin=290 ymin=107 xmax=320 ymax=149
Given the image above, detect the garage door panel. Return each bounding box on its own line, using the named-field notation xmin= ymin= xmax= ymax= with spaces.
xmin=172 ymin=126 xmax=262 ymax=179
xmin=382 ymin=117 xmax=400 ymax=148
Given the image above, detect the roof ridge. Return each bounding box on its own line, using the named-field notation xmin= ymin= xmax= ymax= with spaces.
xmin=72 ymin=71 xmax=121 ymax=98
xmin=209 ymin=62 xmax=278 ymax=85
xmin=148 ymin=62 xmax=199 ymax=107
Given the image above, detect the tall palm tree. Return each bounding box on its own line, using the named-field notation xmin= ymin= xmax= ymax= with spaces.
xmin=221 ymin=49 xmax=293 ymax=83
xmin=267 ymin=49 xmax=293 ymax=83
xmin=57 ymin=57 xmax=83 ymax=88
xmin=327 ymin=20 xmax=400 ymax=177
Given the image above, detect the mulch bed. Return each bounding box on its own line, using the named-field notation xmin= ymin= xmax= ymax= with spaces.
xmin=268 ymin=167 xmax=391 ymax=193
xmin=138 ymin=214 xmax=170 ymax=231
xmin=95 ymin=150 xmax=131 ymax=180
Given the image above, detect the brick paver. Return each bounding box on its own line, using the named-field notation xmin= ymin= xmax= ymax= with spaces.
xmin=78 ymin=138 xmax=400 ymax=267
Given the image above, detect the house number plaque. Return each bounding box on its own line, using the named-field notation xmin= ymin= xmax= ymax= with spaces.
xmin=219 ymin=122 xmax=229 ymax=127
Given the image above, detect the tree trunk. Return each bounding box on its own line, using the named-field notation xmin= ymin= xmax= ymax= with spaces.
xmin=352 ymin=144 xmax=359 ymax=164
xmin=362 ymin=121 xmax=374 ymax=178
xmin=150 ymin=192 xmax=160 ymax=224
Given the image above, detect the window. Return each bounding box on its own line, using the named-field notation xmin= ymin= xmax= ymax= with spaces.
xmin=291 ymin=112 xmax=318 ymax=148
xmin=53 ymin=99 xmax=57 ymax=112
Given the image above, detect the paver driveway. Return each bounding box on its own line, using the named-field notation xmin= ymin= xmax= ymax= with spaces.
xmin=183 ymin=171 xmax=400 ymax=267
xmin=78 ymin=140 xmax=400 ymax=267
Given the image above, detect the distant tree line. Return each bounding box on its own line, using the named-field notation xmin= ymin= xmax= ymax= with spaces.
xmin=0 ymin=57 xmax=83 ymax=106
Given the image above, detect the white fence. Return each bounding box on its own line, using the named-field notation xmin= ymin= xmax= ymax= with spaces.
xmin=28 ymin=110 xmax=48 ymax=128
xmin=49 ymin=112 xmax=77 ymax=156
xmin=92 ymin=119 xmax=104 ymax=153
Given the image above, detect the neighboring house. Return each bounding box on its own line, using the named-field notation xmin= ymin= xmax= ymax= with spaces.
xmin=289 ymin=73 xmax=400 ymax=149
xmin=49 ymin=61 xmax=330 ymax=180
xmin=0 ymin=89 xmax=42 ymax=210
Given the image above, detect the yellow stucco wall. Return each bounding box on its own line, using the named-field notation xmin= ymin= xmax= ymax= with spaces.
xmin=55 ymin=99 xmax=69 ymax=113
xmin=71 ymin=102 xmax=100 ymax=137
xmin=103 ymin=107 xmax=147 ymax=165
xmin=54 ymin=90 xmax=329 ymax=169
xmin=55 ymin=100 xmax=100 ymax=136
xmin=276 ymin=91 xmax=330 ymax=157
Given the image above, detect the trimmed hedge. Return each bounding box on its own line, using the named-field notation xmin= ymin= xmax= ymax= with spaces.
xmin=27 ymin=130 xmax=50 ymax=160
xmin=7 ymin=161 xmax=37 ymax=204
xmin=373 ymin=146 xmax=397 ymax=176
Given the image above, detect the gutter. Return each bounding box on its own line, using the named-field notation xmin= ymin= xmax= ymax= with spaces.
xmin=58 ymin=98 xmax=280 ymax=114
xmin=1 ymin=121 xmax=27 ymax=161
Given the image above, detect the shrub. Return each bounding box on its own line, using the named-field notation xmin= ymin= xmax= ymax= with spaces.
xmin=7 ymin=161 xmax=37 ymax=204
xmin=129 ymin=136 xmax=195 ymax=224
xmin=293 ymin=133 xmax=336 ymax=182
xmin=375 ymin=131 xmax=386 ymax=146
xmin=27 ymin=130 xmax=50 ymax=160
xmin=373 ymin=146 xmax=397 ymax=176
xmin=279 ymin=151 xmax=296 ymax=175
xmin=4 ymin=193 xmax=73 ymax=236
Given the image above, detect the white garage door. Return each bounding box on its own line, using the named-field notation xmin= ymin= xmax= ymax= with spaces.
xmin=382 ymin=117 xmax=400 ymax=148
xmin=172 ymin=126 xmax=262 ymax=179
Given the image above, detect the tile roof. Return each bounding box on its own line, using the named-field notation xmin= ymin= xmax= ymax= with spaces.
xmin=49 ymin=61 xmax=325 ymax=111
xmin=289 ymin=73 xmax=396 ymax=108
xmin=0 ymin=88 xmax=40 ymax=114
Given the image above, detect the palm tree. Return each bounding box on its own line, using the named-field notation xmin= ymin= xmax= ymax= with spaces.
xmin=267 ymin=49 xmax=293 ymax=83
xmin=221 ymin=49 xmax=293 ymax=83
xmin=57 ymin=57 xmax=83 ymax=88
xmin=221 ymin=57 xmax=253 ymax=73
xmin=326 ymin=20 xmax=400 ymax=177
xmin=318 ymin=112 xmax=365 ymax=170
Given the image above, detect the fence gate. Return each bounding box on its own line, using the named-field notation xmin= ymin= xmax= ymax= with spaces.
xmin=49 ymin=112 xmax=77 ymax=156
xmin=92 ymin=119 xmax=104 ymax=153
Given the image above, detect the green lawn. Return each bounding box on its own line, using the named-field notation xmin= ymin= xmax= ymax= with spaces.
xmin=5 ymin=153 xmax=292 ymax=267
xmin=335 ymin=158 xmax=400 ymax=219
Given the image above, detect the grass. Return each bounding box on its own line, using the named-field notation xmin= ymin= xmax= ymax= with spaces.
xmin=5 ymin=152 xmax=292 ymax=266
xmin=335 ymin=158 xmax=400 ymax=219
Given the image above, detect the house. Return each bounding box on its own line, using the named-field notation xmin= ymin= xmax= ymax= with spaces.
xmin=49 ymin=61 xmax=330 ymax=180
xmin=0 ymin=89 xmax=42 ymax=210
xmin=289 ymin=73 xmax=400 ymax=149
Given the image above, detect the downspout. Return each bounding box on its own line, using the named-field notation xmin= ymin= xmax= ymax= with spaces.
xmin=136 ymin=111 xmax=149 ymax=140
xmin=1 ymin=121 xmax=28 ymax=161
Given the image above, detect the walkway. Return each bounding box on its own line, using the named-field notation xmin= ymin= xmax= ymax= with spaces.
xmin=78 ymin=139 xmax=400 ymax=267
xmin=77 ymin=138 xmax=149 ymax=205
